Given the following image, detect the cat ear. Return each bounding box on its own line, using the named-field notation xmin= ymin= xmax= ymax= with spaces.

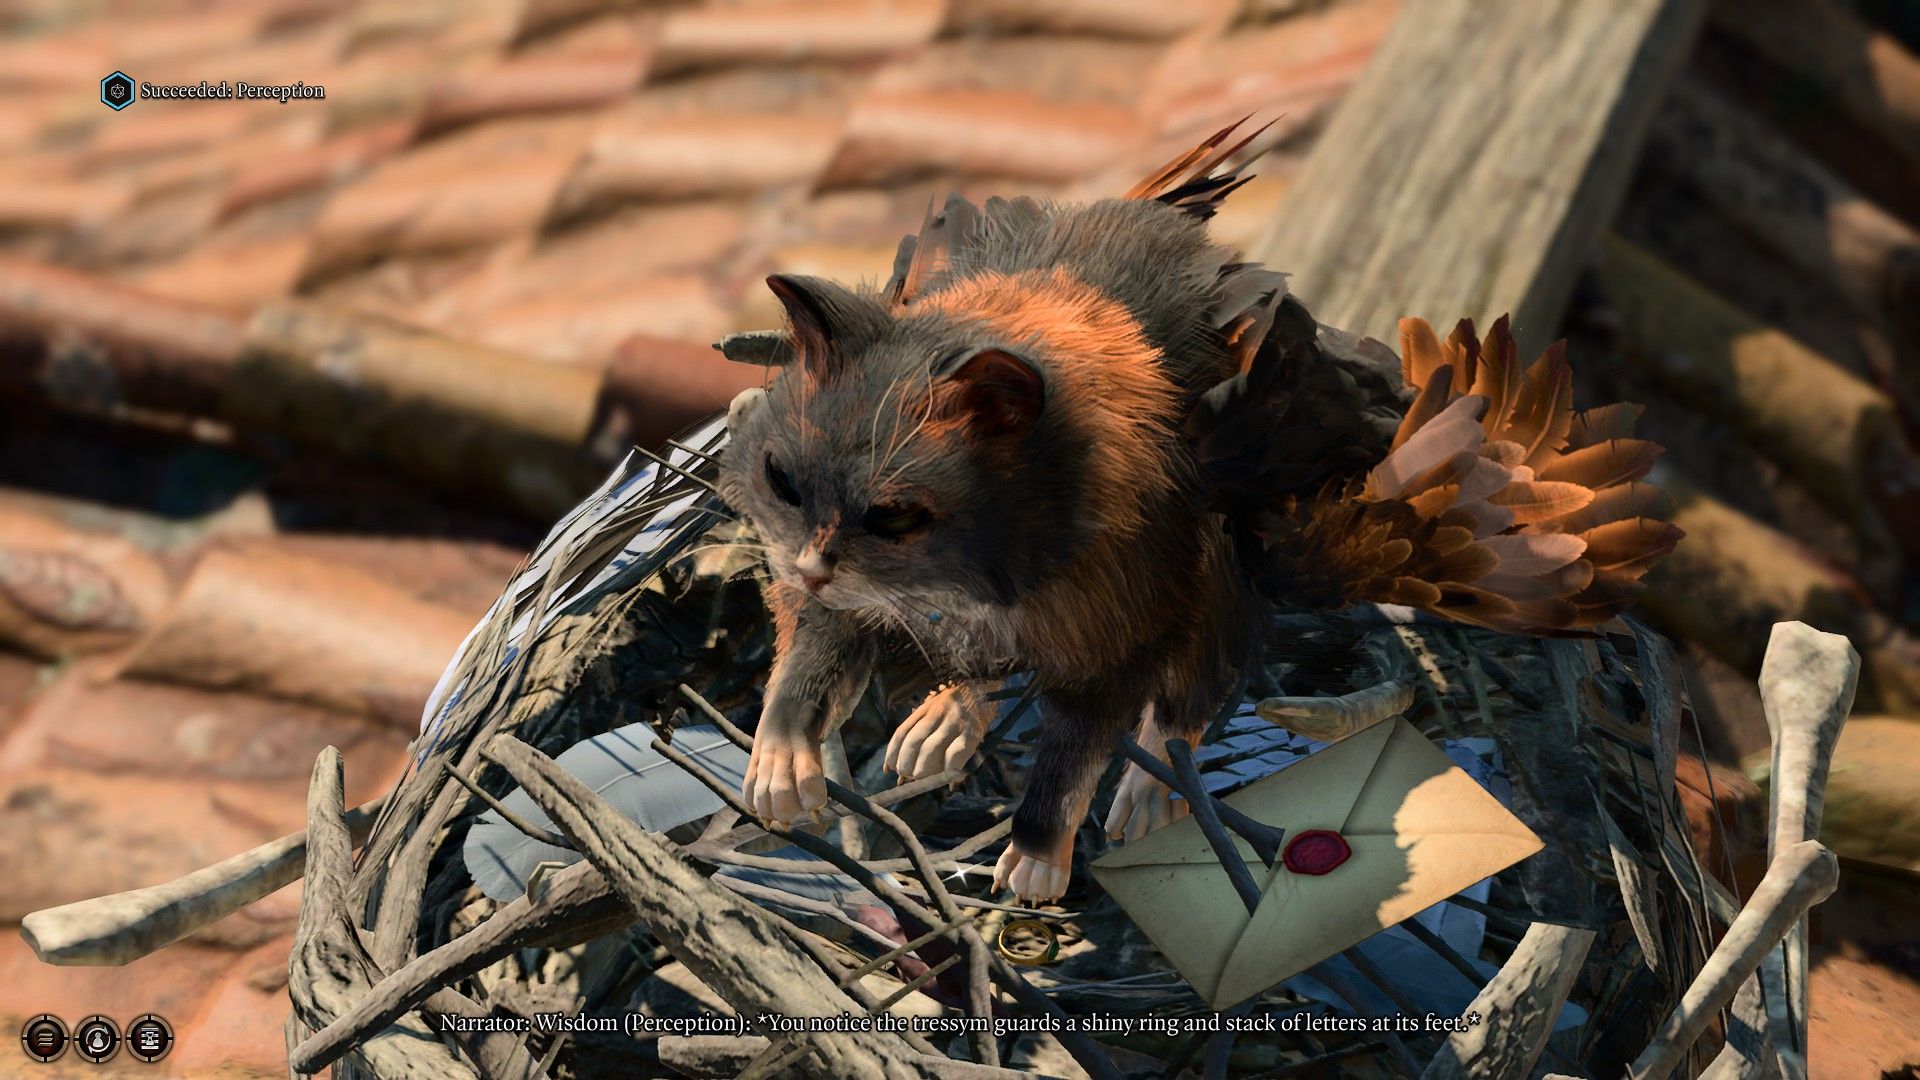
xmin=765 ymin=274 xmax=883 ymax=379
xmin=940 ymin=348 xmax=1045 ymax=439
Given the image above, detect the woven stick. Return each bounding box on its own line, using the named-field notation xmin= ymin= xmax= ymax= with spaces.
xmin=21 ymin=794 xmax=386 ymax=966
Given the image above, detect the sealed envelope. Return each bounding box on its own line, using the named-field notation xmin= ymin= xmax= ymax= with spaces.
xmin=1091 ymin=718 xmax=1543 ymax=1009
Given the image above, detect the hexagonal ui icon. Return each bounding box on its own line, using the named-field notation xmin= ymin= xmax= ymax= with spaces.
xmin=101 ymin=71 xmax=136 ymax=111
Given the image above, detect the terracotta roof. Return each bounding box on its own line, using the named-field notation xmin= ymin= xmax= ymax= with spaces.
xmin=0 ymin=0 xmax=1386 ymax=340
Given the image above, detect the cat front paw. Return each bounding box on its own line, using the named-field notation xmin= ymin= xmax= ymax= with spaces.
xmin=884 ymin=682 xmax=989 ymax=781
xmin=742 ymin=732 xmax=828 ymax=824
xmin=992 ymin=835 xmax=1075 ymax=904
xmin=1103 ymin=761 xmax=1190 ymax=843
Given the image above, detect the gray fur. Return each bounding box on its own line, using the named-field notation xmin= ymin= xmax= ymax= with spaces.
xmin=718 ymin=195 xmax=1277 ymax=865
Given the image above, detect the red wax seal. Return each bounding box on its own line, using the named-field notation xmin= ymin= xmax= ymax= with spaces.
xmin=1282 ymin=829 xmax=1351 ymax=875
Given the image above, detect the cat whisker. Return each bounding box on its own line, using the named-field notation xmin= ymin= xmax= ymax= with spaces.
xmin=820 ymin=579 xmax=940 ymax=667
xmin=873 ymin=365 xmax=939 ymax=488
xmin=867 ymin=373 xmax=909 ymax=483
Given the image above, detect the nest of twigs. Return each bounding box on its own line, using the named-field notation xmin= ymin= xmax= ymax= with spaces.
xmin=271 ymin=412 xmax=1735 ymax=1080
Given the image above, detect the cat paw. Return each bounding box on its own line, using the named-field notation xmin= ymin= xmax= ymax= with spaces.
xmin=992 ymin=836 xmax=1075 ymax=903
xmin=742 ymin=733 xmax=828 ymax=824
xmin=1103 ymin=762 xmax=1190 ymax=843
xmin=884 ymin=683 xmax=987 ymax=781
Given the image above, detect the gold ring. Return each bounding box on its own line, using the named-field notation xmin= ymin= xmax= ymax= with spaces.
xmin=996 ymin=919 xmax=1060 ymax=966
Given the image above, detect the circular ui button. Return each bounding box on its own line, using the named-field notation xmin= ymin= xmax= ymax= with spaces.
xmin=126 ymin=1014 xmax=175 ymax=1064
xmin=73 ymin=1015 xmax=119 ymax=1064
xmin=20 ymin=1014 xmax=67 ymax=1063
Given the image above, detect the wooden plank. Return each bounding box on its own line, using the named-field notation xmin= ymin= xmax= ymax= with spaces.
xmin=1250 ymin=0 xmax=1709 ymax=359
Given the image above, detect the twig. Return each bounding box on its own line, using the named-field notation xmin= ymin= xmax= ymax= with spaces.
xmin=697 ymin=767 xmax=965 ymax=853
xmin=680 ymin=683 xmax=1002 ymax=1066
xmin=1421 ymin=921 xmax=1596 ymax=1080
xmin=1398 ymin=917 xmax=1487 ymax=988
xmin=973 ymin=676 xmax=1042 ymax=764
xmin=1166 ymin=739 xmax=1264 ymax=911
xmin=738 ymin=952 xmax=964 ymax=1080
xmin=760 ymin=917 xmax=942 ymax=1057
xmin=874 ymin=954 xmax=962 ymax=1012
xmin=1254 ymin=677 xmax=1414 ymax=741
xmin=632 ymin=444 xmax=720 ymax=493
xmin=736 ymin=1036 xmax=817 ymax=1080
xmin=720 ymin=877 xmax=903 ymax=956
xmin=290 ymin=859 xmax=629 ymax=1074
xmin=1302 ymin=961 xmax=1421 ymax=1078
xmin=442 ymin=760 xmax=574 ymax=850
xmin=21 ymin=794 xmax=386 ymax=966
xmin=1343 ymin=947 xmax=1426 ymax=1022
xmin=1117 ymin=735 xmax=1285 ymax=865
xmin=1629 ymin=841 xmax=1840 ymax=1080
xmin=696 ymin=819 xmax=1008 ymax=876
xmin=648 ymin=727 xmax=1123 ymax=1080
xmin=1755 ymin=622 xmax=1859 ymax=1080
xmin=480 ymin=734 xmax=928 ymax=1076
xmin=839 ymin=913 xmax=979 ymax=984
xmin=813 ymin=788 xmax=999 ymax=1066
xmin=663 ymin=438 xmax=722 ymax=464
xmin=528 ymin=1029 xmax=567 ymax=1080
xmin=287 ymin=748 xmax=477 ymax=1077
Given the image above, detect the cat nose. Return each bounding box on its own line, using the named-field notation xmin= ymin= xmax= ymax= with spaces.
xmin=795 ymin=548 xmax=834 ymax=592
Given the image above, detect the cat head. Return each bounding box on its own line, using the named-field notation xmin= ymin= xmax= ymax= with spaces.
xmin=717 ymin=273 xmax=1083 ymax=615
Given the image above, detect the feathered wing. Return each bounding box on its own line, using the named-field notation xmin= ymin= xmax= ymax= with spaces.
xmin=1197 ymin=314 xmax=1682 ymax=635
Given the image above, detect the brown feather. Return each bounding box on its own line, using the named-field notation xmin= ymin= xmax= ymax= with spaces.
xmin=1488 ymin=480 xmax=1595 ymax=525
xmin=1476 ymin=559 xmax=1595 ymax=602
xmin=1398 ymin=317 xmax=1448 ymax=389
xmin=1418 ymin=525 xmax=1474 ymax=560
xmin=1390 ymin=364 xmax=1455 ymax=452
xmin=1537 ymin=438 xmax=1663 ymax=489
xmin=1453 ymin=500 xmax=1517 ymax=538
xmin=1365 ymin=396 xmax=1488 ymax=499
xmin=1480 ymin=532 xmax=1587 ymax=576
xmin=1568 ymin=574 xmax=1646 ymax=622
xmin=1443 ymin=319 xmax=1480 ymax=391
xmin=1467 ymin=315 xmax=1524 ymax=437
xmin=1407 ymin=486 xmax=1459 ymax=519
xmin=1384 ymin=578 xmax=1445 ymax=607
xmin=1554 ymin=482 xmax=1673 ymax=534
xmin=1482 ymin=439 xmax=1528 ymax=467
xmin=1567 ymin=402 xmax=1645 ymax=448
xmin=1511 ymin=342 xmax=1574 ymax=467
xmin=1578 ymin=518 xmax=1684 ymax=576
xmin=1222 ymin=306 xmax=1677 ymax=635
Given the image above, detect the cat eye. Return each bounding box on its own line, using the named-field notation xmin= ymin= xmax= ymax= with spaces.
xmin=764 ymin=454 xmax=801 ymax=506
xmin=862 ymin=502 xmax=931 ymax=539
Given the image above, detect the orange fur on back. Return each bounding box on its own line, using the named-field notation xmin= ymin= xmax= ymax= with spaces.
xmin=917 ymin=267 xmax=1184 ymax=541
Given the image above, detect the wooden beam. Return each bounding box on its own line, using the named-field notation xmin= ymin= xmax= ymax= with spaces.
xmin=1588 ymin=234 xmax=1918 ymax=544
xmin=1645 ymin=77 xmax=1920 ymax=331
xmin=1708 ymin=0 xmax=1920 ymax=173
xmin=1250 ymin=0 xmax=1709 ymax=359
